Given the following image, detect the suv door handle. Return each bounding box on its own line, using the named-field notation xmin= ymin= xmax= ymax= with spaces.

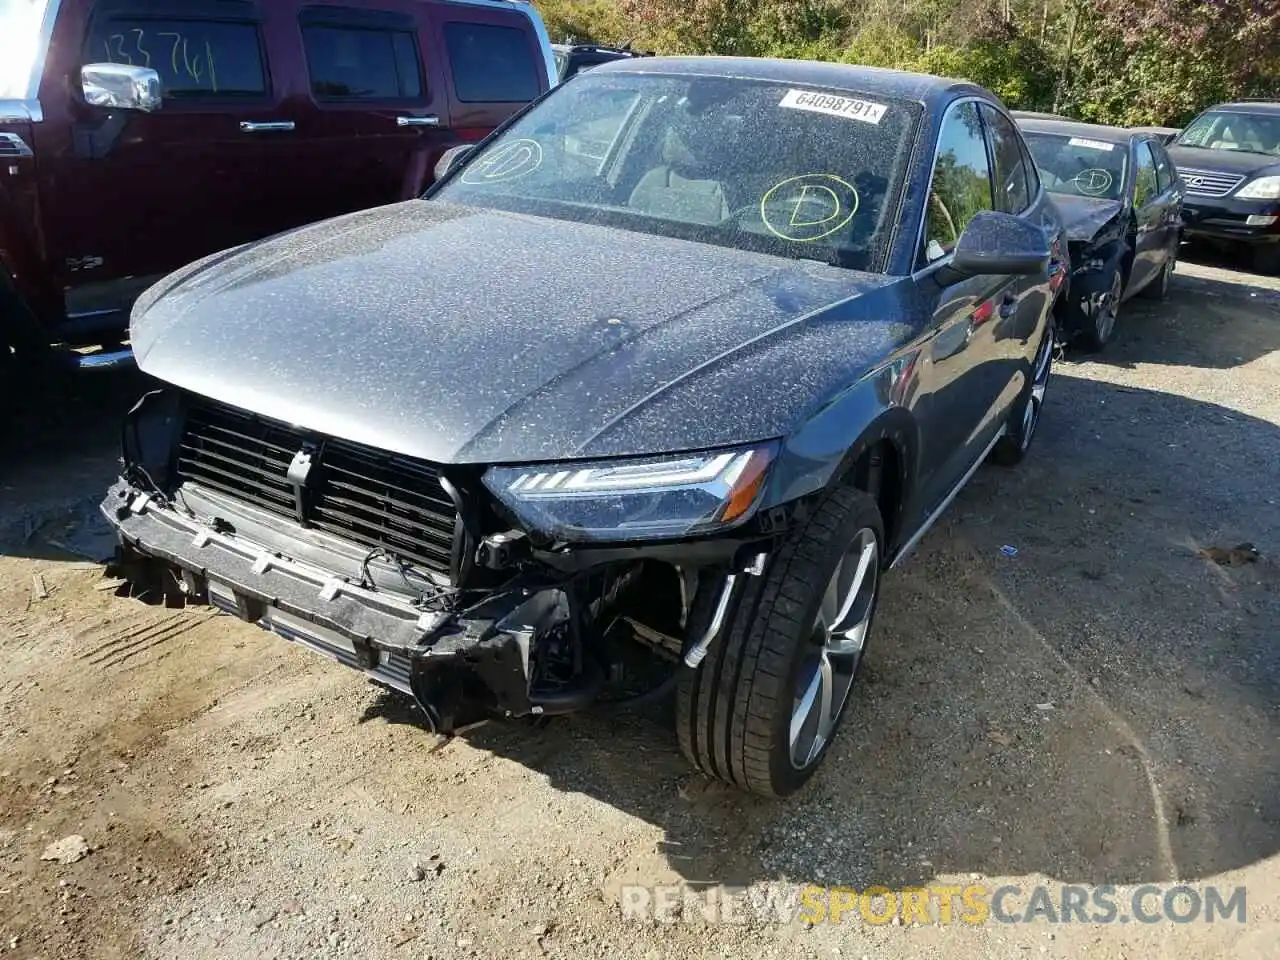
xmin=397 ymin=115 xmax=441 ymax=127
xmin=240 ymin=121 xmax=296 ymax=133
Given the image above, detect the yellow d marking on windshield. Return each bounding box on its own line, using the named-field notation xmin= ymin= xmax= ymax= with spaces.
xmin=760 ymin=174 xmax=859 ymax=242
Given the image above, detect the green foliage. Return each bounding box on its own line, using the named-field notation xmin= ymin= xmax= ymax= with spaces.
xmin=532 ymin=0 xmax=1280 ymax=125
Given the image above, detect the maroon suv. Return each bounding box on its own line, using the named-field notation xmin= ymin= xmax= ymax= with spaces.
xmin=0 ymin=0 xmax=554 ymax=374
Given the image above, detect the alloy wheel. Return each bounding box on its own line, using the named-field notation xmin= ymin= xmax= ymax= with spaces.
xmin=789 ymin=527 xmax=879 ymax=769
xmin=1096 ymin=271 xmax=1122 ymax=343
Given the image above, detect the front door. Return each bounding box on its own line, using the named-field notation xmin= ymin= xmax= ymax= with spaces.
xmin=913 ymin=101 xmax=1014 ymax=514
xmin=35 ymin=1 xmax=310 ymax=304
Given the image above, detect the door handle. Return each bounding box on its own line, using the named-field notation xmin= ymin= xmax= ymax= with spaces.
xmin=998 ymin=292 xmax=1019 ymax=319
xmin=240 ymin=121 xmax=296 ymax=133
xmin=397 ymin=115 xmax=441 ymax=127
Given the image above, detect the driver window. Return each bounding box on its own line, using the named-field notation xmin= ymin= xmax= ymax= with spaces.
xmin=922 ymin=102 xmax=994 ymax=265
xmin=1134 ymin=142 xmax=1160 ymax=207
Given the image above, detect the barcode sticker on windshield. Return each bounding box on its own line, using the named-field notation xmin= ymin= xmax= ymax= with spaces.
xmin=779 ymin=89 xmax=887 ymax=125
xmin=1068 ymin=137 xmax=1115 ymax=152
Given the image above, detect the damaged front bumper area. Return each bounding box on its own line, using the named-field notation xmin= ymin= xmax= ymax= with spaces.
xmin=103 ymin=477 xmax=584 ymax=727
xmin=102 ymin=474 xmax=766 ymax=732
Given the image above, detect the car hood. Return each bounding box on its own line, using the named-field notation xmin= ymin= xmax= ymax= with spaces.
xmin=132 ymin=200 xmax=908 ymax=464
xmin=1166 ymin=144 xmax=1280 ymax=177
xmin=1051 ymin=193 xmax=1126 ymax=243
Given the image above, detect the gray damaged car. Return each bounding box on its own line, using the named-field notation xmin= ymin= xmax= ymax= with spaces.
xmin=103 ymin=57 xmax=1066 ymax=797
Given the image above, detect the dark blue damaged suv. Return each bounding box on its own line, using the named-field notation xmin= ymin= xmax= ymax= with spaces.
xmin=103 ymin=57 xmax=1067 ymax=797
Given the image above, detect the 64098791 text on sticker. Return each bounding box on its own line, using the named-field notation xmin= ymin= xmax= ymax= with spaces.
xmin=779 ymin=89 xmax=888 ymax=125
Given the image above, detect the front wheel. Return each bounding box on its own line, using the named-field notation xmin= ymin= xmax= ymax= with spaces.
xmin=1078 ymin=267 xmax=1123 ymax=352
xmin=676 ymin=484 xmax=884 ymax=797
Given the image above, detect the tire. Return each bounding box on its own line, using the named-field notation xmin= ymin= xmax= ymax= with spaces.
xmin=991 ymin=319 xmax=1054 ymax=466
xmin=1078 ymin=266 xmax=1123 ymax=353
xmin=1139 ymin=254 xmax=1174 ymax=300
xmin=1252 ymin=244 xmax=1280 ymax=276
xmin=676 ymin=483 xmax=884 ymax=798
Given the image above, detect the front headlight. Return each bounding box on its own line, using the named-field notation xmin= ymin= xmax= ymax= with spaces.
xmin=482 ymin=443 xmax=778 ymax=542
xmin=1234 ymin=176 xmax=1280 ymax=200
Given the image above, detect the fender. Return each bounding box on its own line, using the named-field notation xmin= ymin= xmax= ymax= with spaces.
xmin=763 ymin=355 xmax=923 ymax=554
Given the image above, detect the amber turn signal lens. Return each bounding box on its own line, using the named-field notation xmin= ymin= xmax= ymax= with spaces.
xmin=720 ymin=447 xmax=776 ymax=524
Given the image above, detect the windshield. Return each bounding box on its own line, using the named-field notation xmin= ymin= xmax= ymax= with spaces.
xmin=433 ymin=72 xmax=922 ymax=272
xmin=1023 ymin=132 xmax=1129 ymax=200
xmin=1175 ymin=110 xmax=1280 ymax=157
xmin=0 ymin=0 xmax=50 ymax=99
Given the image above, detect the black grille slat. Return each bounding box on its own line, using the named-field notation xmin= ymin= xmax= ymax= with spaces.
xmin=324 ymin=469 xmax=457 ymax=513
xmin=173 ymin=399 xmax=459 ymax=577
xmin=310 ymin=519 xmax=454 ymax=569
xmin=180 ymin=432 xmax=294 ymax=471
xmin=324 ymin=476 xmax=457 ymax=521
xmin=314 ymin=491 xmax=457 ymax=538
xmin=176 ymin=441 xmax=293 ymax=486
xmin=174 ymin=455 xmax=296 ymax=504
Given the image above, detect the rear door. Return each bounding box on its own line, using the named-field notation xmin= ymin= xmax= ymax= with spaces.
xmin=292 ymin=3 xmax=449 ymax=218
xmin=1129 ymin=140 xmax=1165 ymax=293
xmin=435 ymin=8 xmax=546 ymax=144
xmin=1149 ymin=139 xmax=1184 ymax=260
xmin=914 ymin=100 xmax=1013 ymax=511
xmin=35 ymin=0 xmax=306 ymax=294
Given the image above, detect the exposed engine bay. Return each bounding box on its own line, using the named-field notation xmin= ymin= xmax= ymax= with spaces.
xmin=104 ymin=390 xmax=786 ymax=733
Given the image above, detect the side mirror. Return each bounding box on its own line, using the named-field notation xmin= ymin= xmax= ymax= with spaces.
xmin=81 ymin=63 xmax=162 ymax=112
xmin=434 ymin=144 xmax=474 ymax=183
xmin=949 ymin=210 xmax=1051 ymax=279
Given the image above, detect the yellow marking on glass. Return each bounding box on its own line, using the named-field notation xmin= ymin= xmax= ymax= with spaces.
xmin=789 ymin=184 xmax=843 ymax=227
xmin=759 ymin=174 xmax=860 ymax=243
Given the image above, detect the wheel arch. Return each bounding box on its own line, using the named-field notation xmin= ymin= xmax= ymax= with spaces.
xmin=766 ymin=390 xmax=921 ymax=559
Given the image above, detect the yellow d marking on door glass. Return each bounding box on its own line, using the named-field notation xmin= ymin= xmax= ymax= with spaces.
xmin=761 ymin=174 xmax=860 ymax=242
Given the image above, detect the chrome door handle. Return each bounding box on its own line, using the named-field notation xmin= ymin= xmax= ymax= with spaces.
xmin=240 ymin=121 xmax=295 ymax=133
xmin=397 ymin=115 xmax=440 ymax=127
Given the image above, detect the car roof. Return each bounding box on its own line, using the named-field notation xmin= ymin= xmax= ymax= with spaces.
xmin=589 ymin=56 xmax=983 ymax=104
xmin=1016 ymin=117 xmax=1138 ymax=144
xmin=1202 ymin=101 xmax=1280 ymax=116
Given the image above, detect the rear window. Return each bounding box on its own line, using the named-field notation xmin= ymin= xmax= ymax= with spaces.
xmin=443 ymin=21 xmax=539 ymax=103
xmin=83 ymin=17 xmax=266 ymax=97
xmin=302 ymin=25 xmax=422 ymax=99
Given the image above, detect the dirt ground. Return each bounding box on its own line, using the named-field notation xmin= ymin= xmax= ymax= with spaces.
xmin=0 ymin=253 xmax=1277 ymax=959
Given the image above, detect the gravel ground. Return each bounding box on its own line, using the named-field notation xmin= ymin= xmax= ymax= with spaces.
xmin=0 ymin=253 xmax=1277 ymax=959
